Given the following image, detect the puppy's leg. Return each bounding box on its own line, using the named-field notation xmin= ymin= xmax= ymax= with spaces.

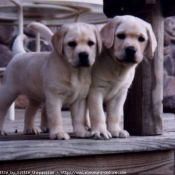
xmin=46 ymin=94 xmax=70 ymax=140
xmin=0 ymin=86 xmax=18 ymax=135
xmin=88 ymin=90 xmax=111 ymax=139
xmin=24 ymin=99 xmax=41 ymax=135
xmin=40 ymin=104 xmax=49 ymax=133
xmin=70 ymin=99 xmax=90 ymax=138
xmin=85 ymin=109 xmax=91 ymax=130
xmin=106 ymin=91 xmax=129 ymax=138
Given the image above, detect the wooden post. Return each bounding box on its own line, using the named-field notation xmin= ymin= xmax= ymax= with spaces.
xmin=124 ymin=1 xmax=163 ymax=135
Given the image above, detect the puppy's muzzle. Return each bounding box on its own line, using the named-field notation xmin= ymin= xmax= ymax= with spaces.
xmin=125 ymin=46 xmax=137 ymax=63
xmin=78 ymin=52 xmax=90 ymax=67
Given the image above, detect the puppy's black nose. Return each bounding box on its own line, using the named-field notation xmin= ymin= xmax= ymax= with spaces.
xmin=78 ymin=52 xmax=89 ymax=67
xmin=125 ymin=46 xmax=136 ymax=57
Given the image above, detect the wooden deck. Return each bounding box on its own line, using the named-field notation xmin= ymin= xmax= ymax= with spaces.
xmin=0 ymin=109 xmax=175 ymax=174
xmin=0 ymin=1 xmax=167 ymax=174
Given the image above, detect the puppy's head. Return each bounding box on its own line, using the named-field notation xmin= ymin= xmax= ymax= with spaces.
xmin=100 ymin=15 xmax=157 ymax=65
xmin=52 ymin=23 xmax=102 ymax=68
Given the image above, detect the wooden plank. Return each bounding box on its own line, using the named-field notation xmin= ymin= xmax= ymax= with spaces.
xmin=0 ymin=132 xmax=76 ymax=141
xmin=2 ymin=110 xmax=175 ymax=135
xmin=0 ymin=150 xmax=173 ymax=175
xmin=3 ymin=109 xmax=175 ymax=133
xmin=3 ymin=110 xmax=73 ymax=134
xmin=1 ymin=132 xmax=175 ymax=161
xmin=1 ymin=110 xmax=175 ymax=162
xmin=124 ymin=0 xmax=163 ymax=136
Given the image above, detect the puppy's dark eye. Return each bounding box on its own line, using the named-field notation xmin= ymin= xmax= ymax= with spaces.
xmin=138 ymin=36 xmax=145 ymax=42
xmin=117 ymin=34 xmax=126 ymax=40
xmin=68 ymin=41 xmax=77 ymax=47
xmin=88 ymin=41 xmax=94 ymax=46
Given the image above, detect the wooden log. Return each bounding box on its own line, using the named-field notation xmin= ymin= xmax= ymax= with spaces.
xmin=124 ymin=0 xmax=163 ymax=135
xmin=0 ymin=150 xmax=173 ymax=175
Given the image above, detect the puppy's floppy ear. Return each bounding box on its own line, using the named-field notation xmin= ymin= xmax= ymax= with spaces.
xmin=51 ymin=25 xmax=69 ymax=56
xmin=100 ymin=16 xmax=121 ymax=49
xmin=93 ymin=26 xmax=102 ymax=55
xmin=145 ymin=24 xmax=157 ymax=59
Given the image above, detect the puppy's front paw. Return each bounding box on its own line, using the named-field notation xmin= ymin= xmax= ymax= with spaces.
xmin=0 ymin=130 xmax=7 ymax=136
xmin=50 ymin=131 xmax=70 ymax=140
xmin=110 ymin=129 xmax=130 ymax=138
xmin=74 ymin=128 xmax=91 ymax=138
xmin=24 ymin=128 xmax=39 ymax=135
xmin=91 ymin=128 xmax=112 ymax=139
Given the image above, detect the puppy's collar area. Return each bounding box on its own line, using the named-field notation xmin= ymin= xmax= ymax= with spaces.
xmin=114 ymin=56 xmax=138 ymax=66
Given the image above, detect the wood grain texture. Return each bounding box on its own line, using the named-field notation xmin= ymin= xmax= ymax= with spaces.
xmin=124 ymin=1 xmax=163 ymax=136
xmin=0 ymin=110 xmax=174 ymax=162
xmin=0 ymin=150 xmax=173 ymax=175
xmin=2 ymin=110 xmax=175 ymax=136
xmin=142 ymin=0 xmax=164 ymax=136
xmin=3 ymin=110 xmax=73 ymax=134
xmin=1 ymin=132 xmax=175 ymax=161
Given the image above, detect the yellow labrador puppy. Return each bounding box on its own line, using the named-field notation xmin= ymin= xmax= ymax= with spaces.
xmin=88 ymin=15 xmax=157 ymax=139
xmin=0 ymin=23 xmax=102 ymax=140
xmin=27 ymin=22 xmax=90 ymax=133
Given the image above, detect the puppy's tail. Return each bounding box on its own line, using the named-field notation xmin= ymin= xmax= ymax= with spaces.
xmin=28 ymin=22 xmax=53 ymax=46
xmin=12 ymin=34 xmax=27 ymax=55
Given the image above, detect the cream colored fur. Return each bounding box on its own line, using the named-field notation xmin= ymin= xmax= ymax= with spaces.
xmin=88 ymin=15 xmax=157 ymax=139
xmin=0 ymin=23 xmax=102 ymax=140
xmin=27 ymin=22 xmax=53 ymax=46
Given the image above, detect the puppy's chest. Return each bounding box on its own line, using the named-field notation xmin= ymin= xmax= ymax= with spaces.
xmin=63 ymin=78 xmax=90 ymax=104
xmin=103 ymin=79 xmax=132 ymax=101
xmin=101 ymin=68 xmax=135 ymax=101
